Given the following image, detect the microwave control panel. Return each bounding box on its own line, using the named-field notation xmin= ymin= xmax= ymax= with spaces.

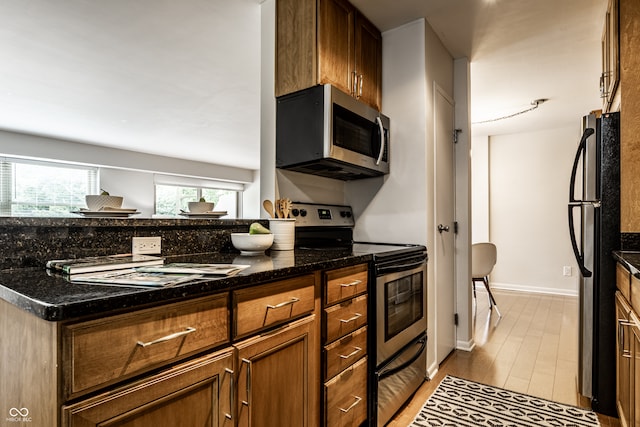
xmin=290 ymin=202 xmax=354 ymax=228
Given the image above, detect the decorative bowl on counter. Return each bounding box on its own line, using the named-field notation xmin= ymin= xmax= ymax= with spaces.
xmin=85 ymin=195 xmax=124 ymax=211
xmin=187 ymin=201 xmax=215 ymax=213
xmin=231 ymin=233 xmax=274 ymax=255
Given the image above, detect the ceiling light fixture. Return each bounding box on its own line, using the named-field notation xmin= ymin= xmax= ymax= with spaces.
xmin=473 ymin=98 xmax=548 ymax=124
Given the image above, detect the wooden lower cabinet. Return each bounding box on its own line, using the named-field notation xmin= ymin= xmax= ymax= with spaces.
xmin=616 ymin=288 xmax=640 ymax=427
xmin=234 ymin=315 xmax=318 ymax=427
xmin=61 ymin=348 xmax=234 ymax=427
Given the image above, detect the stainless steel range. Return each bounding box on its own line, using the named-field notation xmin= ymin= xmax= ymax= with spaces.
xmin=290 ymin=202 xmax=428 ymax=426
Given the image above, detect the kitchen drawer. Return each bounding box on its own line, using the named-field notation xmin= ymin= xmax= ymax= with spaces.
xmin=324 ymin=264 xmax=368 ymax=306
xmin=233 ymin=274 xmax=316 ymax=338
xmin=324 ymin=357 xmax=367 ymax=427
xmin=62 ymin=293 xmax=229 ymax=399
xmin=617 ymin=262 xmax=631 ymax=301
xmin=324 ymin=326 xmax=366 ymax=380
xmin=632 ymin=274 xmax=640 ymax=314
xmin=324 ymin=294 xmax=367 ymax=343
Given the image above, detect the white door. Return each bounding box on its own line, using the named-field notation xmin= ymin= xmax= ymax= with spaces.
xmin=434 ymin=84 xmax=456 ymax=363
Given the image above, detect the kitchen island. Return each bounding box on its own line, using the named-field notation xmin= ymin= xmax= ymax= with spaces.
xmin=0 ymin=217 xmax=377 ymax=427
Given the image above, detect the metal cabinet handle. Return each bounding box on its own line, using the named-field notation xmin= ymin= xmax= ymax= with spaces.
xmin=339 ymin=395 xmax=362 ymax=413
xmin=339 ymin=313 xmax=362 ymax=324
xmin=136 ymin=327 xmax=196 ymax=347
xmin=351 ymin=71 xmax=358 ymax=96
xmin=224 ymin=368 xmax=234 ymax=420
xmin=437 ymin=224 xmax=450 ymax=233
xmin=339 ymin=346 xmax=362 ymax=360
xmin=267 ymin=297 xmax=299 ymax=309
xmin=340 ymin=280 xmax=362 ymax=288
xmin=358 ymin=74 xmax=363 ymax=98
xmin=241 ymin=358 xmax=251 ymax=406
xmin=619 ymin=318 xmax=634 ymax=358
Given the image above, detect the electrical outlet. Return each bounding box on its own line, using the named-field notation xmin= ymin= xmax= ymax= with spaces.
xmin=132 ymin=236 xmax=162 ymax=255
xmin=563 ymin=266 xmax=572 ymax=277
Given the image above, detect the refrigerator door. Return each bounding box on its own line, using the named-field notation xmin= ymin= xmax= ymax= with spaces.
xmin=579 ymin=113 xmax=598 ymax=399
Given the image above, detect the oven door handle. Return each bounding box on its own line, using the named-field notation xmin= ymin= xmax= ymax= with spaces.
xmin=376 ymin=335 xmax=427 ymax=381
xmin=377 ymin=259 xmax=425 ymax=275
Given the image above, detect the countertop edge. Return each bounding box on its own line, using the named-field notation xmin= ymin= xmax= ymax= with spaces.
xmin=613 ymin=250 xmax=640 ymax=278
xmin=0 ymin=252 xmax=373 ymax=322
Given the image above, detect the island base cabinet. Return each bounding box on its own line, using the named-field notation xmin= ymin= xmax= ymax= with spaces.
xmin=234 ymin=315 xmax=318 ymax=427
xmin=61 ymin=348 xmax=234 ymax=427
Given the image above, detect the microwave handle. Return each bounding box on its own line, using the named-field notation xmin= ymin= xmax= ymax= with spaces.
xmin=375 ymin=116 xmax=385 ymax=165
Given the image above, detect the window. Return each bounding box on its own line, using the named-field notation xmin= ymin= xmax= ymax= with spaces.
xmin=0 ymin=158 xmax=98 ymax=217
xmin=155 ymin=182 xmax=241 ymax=218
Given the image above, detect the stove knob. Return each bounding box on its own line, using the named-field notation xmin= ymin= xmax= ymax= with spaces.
xmin=291 ymin=208 xmax=300 ymax=217
xmin=345 ymin=211 xmax=352 ymax=218
xmin=300 ymin=209 xmax=307 ymax=217
xmin=340 ymin=210 xmax=347 ymax=217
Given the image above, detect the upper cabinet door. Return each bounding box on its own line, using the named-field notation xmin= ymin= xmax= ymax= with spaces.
xmin=355 ymin=12 xmax=382 ymax=112
xmin=318 ymin=0 xmax=355 ymax=96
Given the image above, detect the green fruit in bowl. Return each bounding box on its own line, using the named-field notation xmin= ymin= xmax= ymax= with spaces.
xmin=249 ymin=222 xmax=271 ymax=235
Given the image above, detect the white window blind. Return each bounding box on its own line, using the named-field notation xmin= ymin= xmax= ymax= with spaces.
xmin=0 ymin=157 xmax=98 ymax=216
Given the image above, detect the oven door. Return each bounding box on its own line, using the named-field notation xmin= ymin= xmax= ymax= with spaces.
xmin=376 ymin=259 xmax=427 ymax=365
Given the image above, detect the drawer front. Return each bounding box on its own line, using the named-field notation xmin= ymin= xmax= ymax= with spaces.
xmin=234 ymin=274 xmax=316 ymax=338
xmin=325 ymin=264 xmax=368 ymax=306
xmin=324 ymin=326 xmax=366 ymax=380
xmin=324 ymin=357 xmax=367 ymax=427
xmin=63 ymin=293 xmax=229 ymax=398
xmin=324 ymin=294 xmax=367 ymax=343
xmin=617 ymin=263 xmax=631 ymax=301
xmin=632 ymin=274 xmax=640 ymax=314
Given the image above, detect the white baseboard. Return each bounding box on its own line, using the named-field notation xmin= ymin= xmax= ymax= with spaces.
xmin=456 ymin=338 xmax=475 ymax=352
xmin=488 ymin=282 xmax=578 ymax=297
xmin=427 ymin=360 xmax=439 ymax=380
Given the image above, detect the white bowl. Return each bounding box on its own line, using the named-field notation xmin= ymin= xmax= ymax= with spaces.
xmin=188 ymin=201 xmax=215 ymax=213
xmin=231 ymin=233 xmax=274 ymax=255
xmin=85 ymin=195 xmax=123 ymax=211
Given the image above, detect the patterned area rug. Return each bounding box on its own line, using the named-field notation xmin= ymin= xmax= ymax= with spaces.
xmin=410 ymin=375 xmax=600 ymax=427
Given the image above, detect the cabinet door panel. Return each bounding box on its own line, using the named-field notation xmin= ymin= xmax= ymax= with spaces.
xmin=616 ymin=292 xmax=632 ymax=427
xmin=632 ymin=312 xmax=640 ymax=427
xmin=318 ymin=0 xmax=355 ymax=95
xmin=355 ymin=13 xmax=382 ymax=111
xmin=62 ymin=349 xmax=234 ymax=427
xmin=235 ymin=315 xmax=318 ymax=427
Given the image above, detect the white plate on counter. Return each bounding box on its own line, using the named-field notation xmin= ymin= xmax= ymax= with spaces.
xmin=179 ymin=211 xmax=228 ymax=219
xmin=72 ymin=208 xmax=140 ymax=218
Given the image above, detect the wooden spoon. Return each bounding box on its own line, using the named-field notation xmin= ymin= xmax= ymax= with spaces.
xmin=262 ymin=200 xmax=275 ymax=218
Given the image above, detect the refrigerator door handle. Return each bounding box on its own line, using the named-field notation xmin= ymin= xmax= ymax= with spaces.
xmin=569 ymin=127 xmax=594 ymax=203
xmin=568 ymin=204 xmax=592 ymax=277
xmin=567 ymin=126 xmax=595 ymax=279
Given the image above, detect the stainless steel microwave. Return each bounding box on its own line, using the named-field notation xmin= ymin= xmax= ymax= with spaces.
xmin=276 ymin=84 xmax=390 ymax=180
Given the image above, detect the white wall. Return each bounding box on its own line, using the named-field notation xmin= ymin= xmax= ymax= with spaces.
xmin=471 ymin=135 xmax=490 ymax=243
xmin=346 ymin=18 xmax=455 ymax=378
xmin=487 ymin=126 xmax=580 ymax=295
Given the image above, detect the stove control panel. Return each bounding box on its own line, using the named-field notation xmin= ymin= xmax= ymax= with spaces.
xmin=289 ymin=202 xmax=355 ymax=227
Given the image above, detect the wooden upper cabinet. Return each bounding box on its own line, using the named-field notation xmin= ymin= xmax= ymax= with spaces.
xmin=318 ymin=0 xmax=355 ymax=96
xmin=354 ymin=13 xmax=382 ymax=113
xmin=275 ymin=0 xmax=382 ymax=111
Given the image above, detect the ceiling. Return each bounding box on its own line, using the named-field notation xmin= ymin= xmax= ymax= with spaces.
xmin=0 ymin=0 xmax=607 ymax=172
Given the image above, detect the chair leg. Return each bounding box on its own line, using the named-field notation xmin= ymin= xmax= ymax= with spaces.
xmin=483 ymin=277 xmax=501 ymax=317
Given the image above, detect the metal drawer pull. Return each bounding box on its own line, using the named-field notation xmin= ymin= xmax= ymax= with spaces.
xmin=267 ymin=297 xmax=299 ymax=309
xmin=136 ymin=327 xmax=196 ymax=347
xmin=340 ymin=313 xmax=362 ymax=324
xmin=340 ymin=280 xmax=362 ymax=288
xmin=619 ymin=319 xmax=634 ymax=358
xmin=241 ymin=358 xmax=252 ymax=407
xmin=225 ymin=368 xmax=234 ymax=420
xmin=339 ymin=395 xmax=362 ymax=413
xmin=339 ymin=346 xmax=362 ymax=359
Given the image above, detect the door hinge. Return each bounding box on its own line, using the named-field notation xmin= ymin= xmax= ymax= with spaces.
xmin=453 ymin=221 xmax=459 ymax=234
xmin=453 ymin=129 xmax=462 ymax=143
xmin=454 ymin=313 xmax=459 ymax=326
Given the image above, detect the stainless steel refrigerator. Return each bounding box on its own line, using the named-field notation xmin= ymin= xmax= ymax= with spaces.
xmin=568 ymin=111 xmax=619 ymax=416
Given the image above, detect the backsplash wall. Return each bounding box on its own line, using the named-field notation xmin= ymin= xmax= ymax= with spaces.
xmin=0 ymin=217 xmax=267 ymax=271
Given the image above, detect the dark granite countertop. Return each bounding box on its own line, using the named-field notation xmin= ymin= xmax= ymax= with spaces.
xmin=0 ymin=249 xmax=372 ymax=322
xmin=613 ymin=250 xmax=640 ymax=278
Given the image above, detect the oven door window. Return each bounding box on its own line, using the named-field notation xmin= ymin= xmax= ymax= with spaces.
xmin=385 ymin=270 xmax=424 ymax=341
